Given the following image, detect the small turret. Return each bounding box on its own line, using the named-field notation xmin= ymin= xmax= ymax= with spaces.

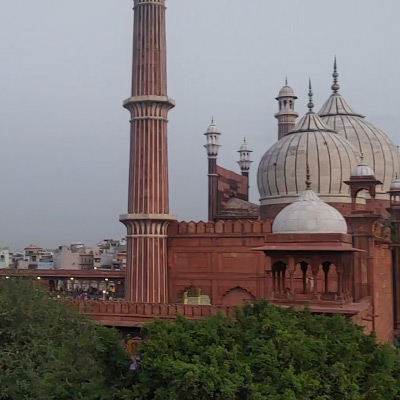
xmin=237 ymin=138 xmax=253 ymax=177
xmin=204 ymin=118 xmax=221 ymax=158
xmin=204 ymin=118 xmax=221 ymax=221
xmin=275 ymin=78 xmax=298 ymax=139
xmin=345 ymin=153 xmax=382 ymax=213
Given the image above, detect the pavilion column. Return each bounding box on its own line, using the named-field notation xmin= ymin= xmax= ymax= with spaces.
xmin=336 ymin=265 xmax=343 ymax=298
xmin=311 ymin=264 xmax=319 ymax=299
xmin=288 ymin=256 xmax=295 ymax=296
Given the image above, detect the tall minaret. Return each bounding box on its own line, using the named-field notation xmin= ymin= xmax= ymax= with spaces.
xmin=204 ymin=118 xmax=221 ymax=221
xmin=237 ymin=138 xmax=252 ymax=201
xmin=275 ymin=78 xmax=298 ymax=139
xmin=120 ymin=0 xmax=175 ymax=303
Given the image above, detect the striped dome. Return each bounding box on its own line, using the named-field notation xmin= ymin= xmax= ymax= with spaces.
xmin=257 ymin=111 xmax=358 ymax=206
xmin=319 ymin=93 xmax=399 ymax=199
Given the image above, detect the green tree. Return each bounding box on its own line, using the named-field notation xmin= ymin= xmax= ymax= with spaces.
xmin=0 ymin=278 xmax=131 ymax=400
xmin=127 ymin=301 xmax=400 ymax=400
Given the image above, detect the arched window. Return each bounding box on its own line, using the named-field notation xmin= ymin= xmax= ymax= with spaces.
xmin=222 ymin=287 xmax=255 ymax=306
xmin=272 ymin=261 xmax=287 ymax=294
xmin=177 ymin=287 xmax=211 ymax=305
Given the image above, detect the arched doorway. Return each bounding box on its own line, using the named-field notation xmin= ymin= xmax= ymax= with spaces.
xmin=221 ymin=287 xmax=255 ymax=306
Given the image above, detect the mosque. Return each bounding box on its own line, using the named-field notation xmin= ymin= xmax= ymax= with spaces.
xmin=83 ymin=0 xmax=400 ymax=342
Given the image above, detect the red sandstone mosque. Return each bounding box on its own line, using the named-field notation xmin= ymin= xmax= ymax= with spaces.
xmin=5 ymin=0 xmax=400 ymax=343
xmin=109 ymin=0 xmax=400 ymax=343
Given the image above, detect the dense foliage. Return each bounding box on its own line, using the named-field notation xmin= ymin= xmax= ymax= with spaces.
xmin=128 ymin=301 xmax=400 ymax=400
xmin=2 ymin=280 xmax=400 ymax=400
xmin=0 ymin=278 xmax=130 ymax=400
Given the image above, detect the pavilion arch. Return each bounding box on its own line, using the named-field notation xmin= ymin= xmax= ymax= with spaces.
xmin=175 ymin=286 xmax=211 ymax=305
xmin=221 ymin=286 xmax=255 ymax=306
xmin=320 ymin=260 xmax=339 ymax=296
xmin=271 ymin=260 xmax=288 ymax=295
xmin=291 ymin=260 xmax=314 ymax=294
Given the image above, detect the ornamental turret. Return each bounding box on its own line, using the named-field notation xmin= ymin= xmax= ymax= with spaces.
xmin=344 ymin=153 xmax=381 ymax=213
xmin=204 ymin=118 xmax=221 ymax=158
xmin=237 ymin=138 xmax=253 ymax=177
xmin=204 ymin=118 xmax=221 ymax=221
xmin=275 ymin=78 xmax=299 ymax=139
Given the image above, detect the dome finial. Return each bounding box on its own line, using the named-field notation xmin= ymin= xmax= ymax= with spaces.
xmin=211 ymin=115 xmax=214 ymax=124
xmin=306 ymin=163 xmax=312 ymax=190
xmin=307 ymin=79 xmax=314 ymax=112
xmin=285 ymin=76 xmax=288 ymax=86
xmin=331 ymin=56 xmax=340 ymax=93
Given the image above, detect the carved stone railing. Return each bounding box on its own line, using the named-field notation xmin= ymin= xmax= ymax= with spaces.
xmin=168 ymin=220 xmax=271 ymax=236
xmin=71 ymin=301 xmax=234 ymax=326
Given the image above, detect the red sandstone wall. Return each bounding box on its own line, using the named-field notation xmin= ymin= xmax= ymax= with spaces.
xmin=168 ymin=220 xmax=271 ymax=305
xmin=261 ymin=200 xmax=391 ymax=221
xmin=351 ymin=298 xmax=373 ymax=335
xmin=216 ymin=166 xmax=248 ymax=207
xmin=372 ymin=243 xmax=394 ymax=342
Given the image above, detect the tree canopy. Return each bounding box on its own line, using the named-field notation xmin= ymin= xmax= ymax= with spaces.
xmin=0 ymin=278 xmax=130 ymax=400
xmin=1 ymin=279 xmax=400 ymax=400
xmin=128 ymin=301 xmax=400 ymax=400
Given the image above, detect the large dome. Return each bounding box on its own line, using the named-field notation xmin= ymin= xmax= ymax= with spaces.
xmin=318 ymin=66 xmax=400 ymax=199
xmin=257 ymin=111 xmax=358 ymax=206
xmin=272 ymin=189 xmax=348 ymax=234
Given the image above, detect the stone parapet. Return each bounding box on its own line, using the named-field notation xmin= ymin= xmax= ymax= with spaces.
xmin=168 ymin=220 xmax=271 ymax=236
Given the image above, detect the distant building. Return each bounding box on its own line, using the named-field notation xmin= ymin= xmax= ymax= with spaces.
xmin=19 ymin=245 xmax=54 ymax=270
xmin=54 ymin=244 xmax=86 ymax=270
xmin=0 ymin=248 xmax=10 ymax=269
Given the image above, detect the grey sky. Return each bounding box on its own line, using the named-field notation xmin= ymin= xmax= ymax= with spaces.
xmin=0 ymin=0 xmax=399 ymax=251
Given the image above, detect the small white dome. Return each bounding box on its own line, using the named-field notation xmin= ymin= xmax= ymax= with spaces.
xmin=278 ymin=85 xmax=295 ymax=98
xmin=205 ymin=121 xmax=220 ymax=135
xmin=391 ymin=176 xmax=400 ymax=191
xmin=239 ymin=138 xmax=251 ymax=152
xmin=351 ymin=160 xmax=375 ymax=177
xmin=272 ymin=189 xmax=348 ymax=234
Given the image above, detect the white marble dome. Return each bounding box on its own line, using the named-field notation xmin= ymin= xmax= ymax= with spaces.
xmin=390 ymin=176 xmax=400 ymax=191
xmin=278 ymin=85 xmax=295 ymax=98
xmin=319 ymin=78 xmax=399 ymax=199
xmin=206 ymin=121 xmax=220 ymax=134
xmin=351 ymin=160 xmax=375 ymax=177
xmin=272 ymin=189 xmax=348 ymax=234
xmin=257 ymin=111 xmax=358 ymax=206
xmin=239 ymin=138 xmax=250 ymax=152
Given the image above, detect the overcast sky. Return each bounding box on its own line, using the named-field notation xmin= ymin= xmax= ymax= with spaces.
xmin=0 ymin=0 xmax=399 ymax=251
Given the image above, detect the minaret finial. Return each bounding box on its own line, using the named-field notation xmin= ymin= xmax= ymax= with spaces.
xmin=307 ymin=79 xmax=314 ymax=112
xmin=306 ymin=163 xmax=312 ymax=190
xmin=285 ymin=76 xmax=288 ymax=86
xmin=331 ymin=56 xmax=340 ymax=93
xmin=211 ymin=115 xmax=214 ymax=124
